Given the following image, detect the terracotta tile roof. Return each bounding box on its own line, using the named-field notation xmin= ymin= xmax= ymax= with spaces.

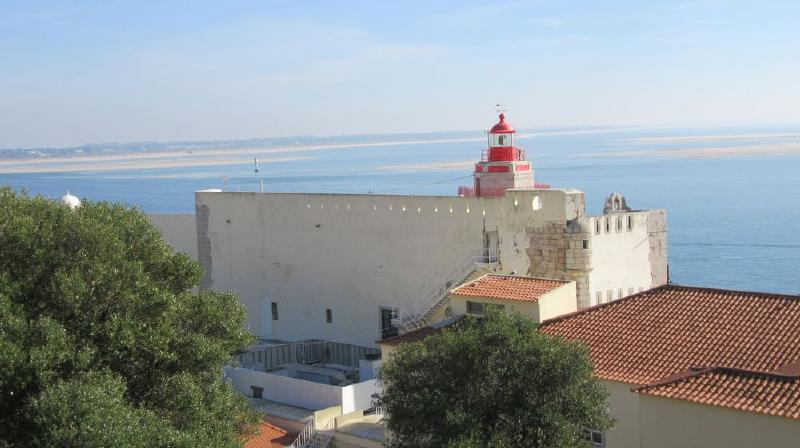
xmin=451 ymin=274 xmax=568 ymax=302
xmin=244 ymin=422 xmax=296 ymax=448
xmin=377 ymin=315 xmax=465 ymax=346
xmin=635 ymin=366 xmax=800 ymax=420
xmin=378 ymin=326 xmax=441 ymax=347
xmin=539 ymin=284 xmax=800 ymax=385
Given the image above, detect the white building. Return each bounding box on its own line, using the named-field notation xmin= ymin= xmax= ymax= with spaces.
xmin=151 ymin=113 xmax=667 ymax=347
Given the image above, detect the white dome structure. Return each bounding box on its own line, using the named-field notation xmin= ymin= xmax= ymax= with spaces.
xmin=61 ymin=191 xmax=81 ymax=210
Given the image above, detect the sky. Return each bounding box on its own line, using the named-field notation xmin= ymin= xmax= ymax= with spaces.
xmin=1 ymin=0 xmax=799 ymax=148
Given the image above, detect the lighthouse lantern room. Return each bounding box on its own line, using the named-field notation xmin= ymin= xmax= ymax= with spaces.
xmin=470 ymin=111 xmax=535 ymax=197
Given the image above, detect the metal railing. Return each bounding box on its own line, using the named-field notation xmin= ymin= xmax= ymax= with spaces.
xmin=289 ymin=418 xmax=317 ymax=448
xmin=288 ymin=417 xmax=336 ymax=448
xmin=394 ymin=248 xmax=499 ymax=331
xmin=480 ymin=147 xmax=527 ymax=162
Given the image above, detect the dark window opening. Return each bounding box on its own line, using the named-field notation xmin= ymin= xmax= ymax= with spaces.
xmin=251 ymin=386 xmax=264 ymax=399
xmin=271 ymin=302 xmax=278 ymax=320
xmin=326 ymin=308 xmax=332 ymax=323
xmin=582 ymin=240 xmax=589 ymax=249
xmin=381 ymin=308 xmax=398 ymax=339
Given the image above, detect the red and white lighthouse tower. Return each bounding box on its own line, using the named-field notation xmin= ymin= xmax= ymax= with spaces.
xmin=471 ymin=111 xmax=534 ymax=197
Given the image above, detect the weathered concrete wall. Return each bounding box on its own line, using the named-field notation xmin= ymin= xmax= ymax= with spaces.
xmin=148 ymin=213 xmax=197 ymax=259
xmin=639 ymin=393 xmax=800 ymax=448
xmin=588 ymin=210 xmax=667 ymax=307
xmin=195 ymin=189 xmax=575 ymax=346
xmin=526 ymin=191 xmax=593 ymax=308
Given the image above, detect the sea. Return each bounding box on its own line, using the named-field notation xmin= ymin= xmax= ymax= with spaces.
xmin=3 ymin=124 xmax=800 ymax=295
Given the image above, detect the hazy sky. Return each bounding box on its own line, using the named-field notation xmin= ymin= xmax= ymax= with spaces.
xmin=1 ymin=0 xmax=799 ymax=148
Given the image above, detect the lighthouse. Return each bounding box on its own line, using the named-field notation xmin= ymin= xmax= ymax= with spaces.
xmin=471 ymin=111 xmax=535 ymax=196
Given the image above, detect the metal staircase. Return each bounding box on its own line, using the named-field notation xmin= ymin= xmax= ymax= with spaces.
xmin=392 ymin=248 xmax=499 ymax=331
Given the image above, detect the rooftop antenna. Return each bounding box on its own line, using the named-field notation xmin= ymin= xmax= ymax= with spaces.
xmin=221 ymin=176 xmax=229 ymax=192
xmin=495 ymin=103 xmax=510 ymax=116
xmin=254 ymin=158 xmax=263 ymax=193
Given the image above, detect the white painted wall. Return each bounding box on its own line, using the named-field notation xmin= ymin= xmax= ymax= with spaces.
xmin=588 ymin=212 xmax=652 ymax=306
xmin=341 ymin=379 xmax=381 ymax=414
xmin=197 ymin=190 xmax=576 ymax=346
xmin=225 ymin=367 xmax=381 ymax=413
xmin=148 ymin=213 xmax=197 ymax=259
xmin=226 ymin=367 xmax=342 ymax=410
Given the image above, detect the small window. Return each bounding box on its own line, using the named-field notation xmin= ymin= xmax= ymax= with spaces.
xmin=606 ymin=290 xmax=613 ymax=303
xmin=595 ymin=219 xmax=601 ymax=234
xmin=618 ymin=288 xmax=623 ymax=299
xmin=467 ymin=301 xmax=505 ymax=315
xmin=628 ymin=287 xmax=634 ymax=296
xmin=582 ymin=240 xmax=589 ymax=250
xmin=251 ymin=386 xmax=264 ymax=399
xmin=627 ymin=215 xmax=633 ymax=231
xmin=467 ymin=301 xmax=484 ymax=315
xmin=584 ymin=429 xmax=605 ymax=447
xmin=616 ymin=217 xmax=623 ymax=232
xmin=604 ymin=218 xmax=610 ymax=233
xmin=271 ymin=302 xmax=278 ymax=320
xmin=326 ymin=308 xmax=332 ymax=323
xmin=595 ymin=291 xmax=602 ymax=305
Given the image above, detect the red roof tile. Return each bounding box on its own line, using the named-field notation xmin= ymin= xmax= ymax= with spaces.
xmin=244 ymin=422 xmax=296 ymax=448
xmin=377 ymin=315 xmax=465 ymax=346
xmin=540 ymin=284 xmax=800 ymax=386
xmin=635 ymin=367 xmax=800 ymax=420
xmin=451 ymin=275 xmax=568 ymax=302
xmin=378 ymin=326 xmax=441 ymax=347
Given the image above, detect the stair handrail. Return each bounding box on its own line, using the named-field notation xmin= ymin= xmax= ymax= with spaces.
xmin=289 ymin=418 xmax=316 ymax=448
xmin=401 ymin=247 xmax=498 ymax=329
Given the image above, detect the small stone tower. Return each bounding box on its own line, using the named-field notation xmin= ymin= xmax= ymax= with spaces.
xmin=472 ymin=112 xmax=534 ymax=196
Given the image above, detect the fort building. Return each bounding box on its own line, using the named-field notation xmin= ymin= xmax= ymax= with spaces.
xmin=151 ymin=112 xmax=667 ymax=347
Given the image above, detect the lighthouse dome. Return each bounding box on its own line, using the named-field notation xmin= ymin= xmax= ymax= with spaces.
xmin=61 ymin=191 xmax=81 ymax=210
xmin=489 ymin=113 xmax=515 ymax=134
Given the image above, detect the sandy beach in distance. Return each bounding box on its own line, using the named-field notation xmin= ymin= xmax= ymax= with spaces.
xmin=579 ymin=142 xmax=800 ymax=159
xmin=3 ymin=128 xmax=799 ymax=174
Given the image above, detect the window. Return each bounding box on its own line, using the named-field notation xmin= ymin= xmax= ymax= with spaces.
xmin=467 ymin=301 xmax=484 ymax=315
xmin=381 ymin=308 xmax=399 ymax=339
xmin=616 ymin=217 xmax=623 ymax=232
xmin=326 ymin=308 xmax=332 ymax=323
xmin=251 ymin=386 xmax=264 ymax=399
xmin=271 ymin=302 xmax=278 ymax=320
xmin=618 ymin=288 xmax=623 ymax=299
xmin=467 ymin=301 xmax=505 ymax=315
xmin=605 ymin=218 xmax=610 ymax=233
xmin=627 ymin=215 xmax=633 ymax=231
xmin=584 ymin=429 xmax=605 ymax=447
xmin=595 ymin=219 xmax=601 ymax=234
xmin=595 ymin=291 xmax=602 ymax=305
xmin=628 ymin=287 xmax=634 ymax=296
xmin=606 ymin=290 xmax=613 ymax=303
xmin=582 ymin=240 xmax=589 ymax=250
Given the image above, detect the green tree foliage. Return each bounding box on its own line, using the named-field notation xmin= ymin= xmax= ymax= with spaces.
xmin=0 ymin=187 xmax=257 ymax=447
xmin=377 ymin=310 xmax=613 ymax=448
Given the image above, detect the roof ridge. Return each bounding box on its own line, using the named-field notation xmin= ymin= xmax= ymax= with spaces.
xmin=540 ymin=283 xmax=800 ymax=328
xmin=482 ymin=273 xmax=569 ymax=283
xmin=665 ymin=283 xmax=800 ymax=300
xmin=634 ymin=365 xmax=800 ymax=393
xmin=540 ymin=283 xmax=674 ymax=326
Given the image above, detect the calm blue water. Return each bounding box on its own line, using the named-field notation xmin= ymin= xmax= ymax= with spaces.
xmin=4 ymin=125 xmax=800 ymax=295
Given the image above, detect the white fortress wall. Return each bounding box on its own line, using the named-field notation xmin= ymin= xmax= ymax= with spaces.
xmin=588 ymin=210 xmax=667 ymax=306
xmin=148 ymin=213 xmax=197 ymax=259
xmin=195 ymin=189 xmax=577 ymax=346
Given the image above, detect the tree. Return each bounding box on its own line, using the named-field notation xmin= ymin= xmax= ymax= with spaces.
xmin=0 ymin=187 xmax=257 ymax=447
xmin=377 ymin=309 xmax=613 ymax=448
